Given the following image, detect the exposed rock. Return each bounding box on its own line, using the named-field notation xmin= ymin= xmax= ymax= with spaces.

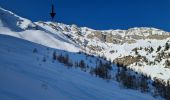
xmin=147 ymin=34 xmax=170 ymax=40
xmin=87 ymin=45 xmax=103 ymax=52
xmin=113 ymin=55 xmax=147 ymax=66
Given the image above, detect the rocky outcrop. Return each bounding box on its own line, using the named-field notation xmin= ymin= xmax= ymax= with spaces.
xmin=113 ymin=55 xmax=148 ymax=66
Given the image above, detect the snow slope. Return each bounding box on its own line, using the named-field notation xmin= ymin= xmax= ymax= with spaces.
xmin=0 ymin=7 xmax=169 ymax=99
xmin=0 ymin=7 xmax=79 ymax=52
xmin=0 ymin=35 xmax=157 ymax=100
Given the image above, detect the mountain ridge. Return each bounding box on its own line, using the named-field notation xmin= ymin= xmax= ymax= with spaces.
xmin=1 ymin=7 xmax=170 ymax=82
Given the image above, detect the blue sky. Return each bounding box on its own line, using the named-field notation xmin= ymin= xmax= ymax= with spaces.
xmin=1 ymin=0 xmax=170 ymax=31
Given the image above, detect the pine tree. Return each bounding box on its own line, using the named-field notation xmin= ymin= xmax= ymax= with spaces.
xmin=63 ymin=54 xmax=69 ymax=64
xmin=33 ymin=48 xmax=38 ymax=53
xmin=156 ymin=46 xmax=161 ymax=52
xmin=140 ymin=75 xmax=148 ymax=92
xmin=74 ymin=61 xmax=79 ymax=68
xmin=42 ymin=57 xmax=46 ymax=62
xmin=165 ymin=81 xmax=170 ymax=99
xmin=79 ymin=60 xmax=86 ymax=69
xmin=165 ymin=43 xmax=169 ymax=51
xmin=53 ymin=51 xmax=57 ymax=60
xmin=135 ymin=48 xmax=138 ymax=55
xmin=150 ymin=47 xmax=154 ymax=53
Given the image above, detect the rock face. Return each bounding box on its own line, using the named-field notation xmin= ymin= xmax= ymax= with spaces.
xmin=113 ymin=55 xmax=148 ymax=66
xmin=114 ymin=56 xmax=140 ymax=66
xmin=85 ymin=28 xmax=170 ymax=44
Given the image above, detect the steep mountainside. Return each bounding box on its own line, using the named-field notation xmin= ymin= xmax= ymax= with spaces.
xmin=1 ymin=7 xmax=170 ymax=100
xmin=36 ymin=21 xmax=170 ymax=82
xmin=0 ymin=35 xmax=157 ymax=100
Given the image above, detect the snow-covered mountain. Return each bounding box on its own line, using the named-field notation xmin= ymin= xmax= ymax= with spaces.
xmin=1 ymin=7 xmax=170 ymax=100
xmin=35 ymin=21 xmax=170 ymax=82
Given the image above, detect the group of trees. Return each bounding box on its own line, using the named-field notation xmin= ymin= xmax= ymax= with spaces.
xmin=115 ymin=62 xmax=170 ymax=99
xmin=165 ymin=43 xmax=170 ymax=51
xmin=52 ymin=51 xmax=113 ymax=80
xmin=52 ymin=50 xmax=170 ymax=99
xmin=156 ymin=42 xmax=169 ymax=52
xmin=90 ymin=60 xmax=112 ymax=79
xmin=166 ymin=82 xmax=170 ymax=99
xmin=53 ymin=51 xmax=73 ymax=67
xmin=152 ymin=78 xmax=170 ymax=99
xmin=53 ymin=51 xmax=89 ymax=71
xmin=74 ymin=60 xmax=87 ymax=70
xmin=116 ymin=63 xmax=149 ymax=92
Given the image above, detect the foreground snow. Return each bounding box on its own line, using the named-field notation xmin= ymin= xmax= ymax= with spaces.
xmin=0 ymin=35 xmax=157 ymax=100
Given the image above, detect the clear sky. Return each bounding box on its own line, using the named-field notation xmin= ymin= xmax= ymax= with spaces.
xmin=0 ymin=0 xmax=170 ymax=31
